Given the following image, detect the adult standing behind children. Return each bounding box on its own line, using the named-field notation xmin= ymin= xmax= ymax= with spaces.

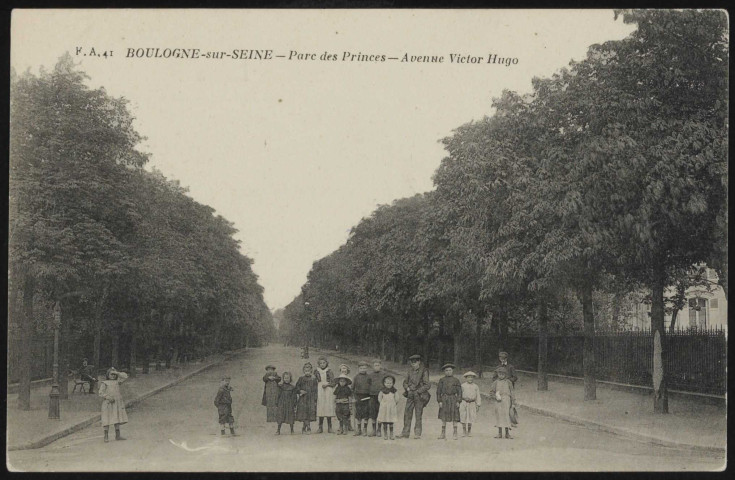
xmin=368 ymin=359 xmax=388 ymax=437
xmin=491 ymin=351 xmax=518 ymax=386
xmin=397 ymin=354 xmax=431 ymax=440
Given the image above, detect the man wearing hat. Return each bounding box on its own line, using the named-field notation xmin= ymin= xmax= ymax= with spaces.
xmin=398 ymin=354 xmax=431 ymax=439
xmin=492 ymin=351 xmax=518 ymax=386
xmin=352 ymin=360 xmax=372 ymax=436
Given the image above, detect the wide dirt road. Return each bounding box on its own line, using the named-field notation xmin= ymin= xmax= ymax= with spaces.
xmin=7 ymin=344 xmax=724 ymax=472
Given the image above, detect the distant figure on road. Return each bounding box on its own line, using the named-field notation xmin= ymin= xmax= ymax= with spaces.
xmin=295 ymin=362 xmax=318 ymax=434
xmin=214 ymin=375 xmax=236 ymax=436
xmin=314 ymin=356 xmax=336 ymax=433
xmin=275 ymin=372 xmax=297 ymax=435
xmin=488 ymin=366 xmax=515 ymax=440
xmin=398 ymin=354 xmax=431 ymax=439
xmin=98 ymin=367 xmax=129 ymax=442
xmin=491 ymin=351 xmax=518 ymax=386
xmin=262 ymin=365 xmax=281 ymax=423
xmin=79 ymin=358 xmax=97 ymax=394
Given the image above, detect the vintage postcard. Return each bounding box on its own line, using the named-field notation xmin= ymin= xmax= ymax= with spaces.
xmin=7 ymin=9 xmax=727 ymax=472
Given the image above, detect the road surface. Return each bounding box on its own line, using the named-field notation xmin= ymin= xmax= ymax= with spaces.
xmin=7 ymin=344 xmax=725 ymax=472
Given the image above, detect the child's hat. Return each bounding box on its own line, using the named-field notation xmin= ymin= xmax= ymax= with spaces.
xmin=463 ymin=371 xmax=478 ymax=378
xmin=408 ymin=354 xmax=421 ymax=361
xmin=265 ymin=365 xmax=276 ymax=370
xmin=303 ymin=362 xmax=313 ymax=370
xmin=339 ymin=363 xmax=350 ymax=372
xmin=336 ymin=374 xmax=352 ymax=385
xmin=358 ymin=360 xmax=369 ymax=367
xmin=498 ymin=351 xmax=509 ymax=358
xmin=441 ymin=363 xmax=456 ymax=371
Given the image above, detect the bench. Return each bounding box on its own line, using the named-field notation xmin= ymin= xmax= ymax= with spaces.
xmin=69 ymin=370 xmax=91 ymax=394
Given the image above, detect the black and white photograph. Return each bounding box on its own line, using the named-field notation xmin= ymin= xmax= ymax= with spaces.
xmin=6 ymin=8 xmax=728 ymax=472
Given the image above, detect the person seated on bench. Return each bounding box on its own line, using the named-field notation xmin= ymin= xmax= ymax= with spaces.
xmin=79 ymin=358 xmax=97 ymax=394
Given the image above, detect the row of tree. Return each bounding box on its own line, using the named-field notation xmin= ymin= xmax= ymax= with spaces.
xmin=9 ymin=54 xmax=275 ymax=410
xmin=279 ymin=10 xmax=728 ymax=413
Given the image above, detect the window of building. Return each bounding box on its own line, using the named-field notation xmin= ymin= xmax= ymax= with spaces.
xmin=688 ymin=297 xmax=708 ymax=328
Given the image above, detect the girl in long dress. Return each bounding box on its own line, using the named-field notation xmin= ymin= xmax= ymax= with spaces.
xmin=488 ymin=366 xmax=516 ymax=439
xmin=275 ymin=372 xmax=297 ymax=434
xmin=261 ymin=365 xmax=281 ymax=423
xmin=314 ymin=356 xmax=336 ymax=434
xmin=295 ymin=362 xmax=318 ymax=434
xmin=98 ymin=367 xmax=129 ymax=442
xmin=376 ymin=375 xmax=399 ymax=440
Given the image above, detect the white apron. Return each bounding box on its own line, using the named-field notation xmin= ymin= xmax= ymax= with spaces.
xmin=316 ymin=367 xmax=336 ymax=417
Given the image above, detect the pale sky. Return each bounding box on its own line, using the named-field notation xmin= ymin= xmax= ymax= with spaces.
xmin=11 ymin=10 xmax=635 ymax=310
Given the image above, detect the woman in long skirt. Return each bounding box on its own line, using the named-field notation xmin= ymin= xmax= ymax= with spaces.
xmin=314 ymin=356 xmax=336 ymax=433
xmin=98 ymin=367 xmax=129 ymax=442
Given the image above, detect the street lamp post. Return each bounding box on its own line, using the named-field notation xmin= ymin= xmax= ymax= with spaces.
xmin=48 ymin=301 xmax=61 ymax=420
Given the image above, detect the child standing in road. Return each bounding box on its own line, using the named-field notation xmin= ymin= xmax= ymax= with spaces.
xmin=338 ymin=364 xmax=355 ymax=431
xmin=333 ymin=374 xmax=353 ymax=435
xmin=352 ymin=361 xmax=372 ymax=436
xmin=295 ymin=362 xmax=318 ymax=434
xmin=488 ymin=366 xmax=515 ymax=439
xmin=99 ymin=367 xmax=129 ymax=442
xmin=436 ymin=363 xmax=462 ymax=440
xmin=262 ymin=365 xmax=281 ymax=424
xmin=275 ymin=372 xmax=297 ymax=435
xmin=377 ymin=375 xmax=399 ymax=440
xmin=314 ymin=356 xmax=336 ymax=434
xmin=459 ymin=371 xmax=481 ymax=437
xmin=368 ymin=359 xmax=388 ymax=437
xmin=213 ymin=375 xmax=236 ymax=436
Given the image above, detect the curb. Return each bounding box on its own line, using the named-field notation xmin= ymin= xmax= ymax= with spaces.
xmin=318 ymin=350 xmax=726 ymax=456
xmin=7 ymin=349 xmax=243 ymax=451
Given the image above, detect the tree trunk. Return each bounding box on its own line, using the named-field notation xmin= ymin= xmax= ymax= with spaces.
xmin=651 ymin=263 xmax=669 ymax=413
xmin=59 ymin=307 xmax=70 ymax=400
xmin=129 ymin=328 xmax=137 ymax=378
xmin=474 ymin=316 xmax=483 ymax=378
xmin=423 ymin=313 xmax=431 ymax=368
xmin=111 ymin=335 xmax=120 ymax=368
xmin=538 ymin=301 xmax=549 ymax=391
xmin=453 ymin=322 xmax=461 ymax=367
xmin=17 ymin=275 xmax=34 ymax=410
xmin=668 ymin=308 xmax=679 ymax=333
xmin=582 ymin=283 xmax=596 ymax=400
xmin=93 ymin=284 xmax=108 ymax=373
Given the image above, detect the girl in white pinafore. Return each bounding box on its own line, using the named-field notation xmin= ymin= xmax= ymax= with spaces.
xmin=314 ymin=356 xmax=336 ymax=433
xmin=377 ymin=375 xmax=399 ymax=440
xmin=98 ymin=367 xmax=129 ymax=442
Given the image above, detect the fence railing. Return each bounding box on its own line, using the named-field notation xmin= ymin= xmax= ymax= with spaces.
xmin=479 ymin=327 xmax=727 ymax=395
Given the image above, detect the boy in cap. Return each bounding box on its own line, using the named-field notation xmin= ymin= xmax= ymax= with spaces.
xmin=262 ymin=365 xmax=281 ymax=423
xmin=460 ymin=371 xmax=481 ymax=437
xmin=398 ymin=354 xmax=431 ymax=439
xmin=333 ymin=374 xmax=353 ymax=434
xmin=214 ymin=375 xmax=236 ymax=436
xmin=352 ymin=360 xmax=372 ymax=436
xmin=492 ymin=351 xmax=518 ymax=386
xmin=436 ymin=363 xmax=462 ymax=440
xmin=368 ymin=359 xmax=388 ymax=437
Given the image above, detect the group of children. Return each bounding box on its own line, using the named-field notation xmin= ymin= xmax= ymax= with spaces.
xmin=213 ymin=354 xmax=517 ymax=440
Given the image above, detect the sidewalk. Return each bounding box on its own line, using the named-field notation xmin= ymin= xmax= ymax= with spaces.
xmin=316 ymin=349 xmax=726 ymax=454
xmin=6 ymin=350 xmax=242 ymax=451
